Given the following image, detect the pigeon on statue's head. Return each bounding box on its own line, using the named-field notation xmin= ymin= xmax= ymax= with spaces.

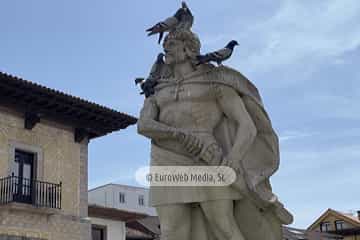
xmin=146 ymin=2 xmax=194 ymax=44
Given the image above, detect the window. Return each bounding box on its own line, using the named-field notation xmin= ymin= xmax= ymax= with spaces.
xmin=119 ymin=192 xmax=125 ymax=203
xmin=14 ymin=150 xmax=35 ymax=179
xmin=138 ymin=195 xmax=144 ymax=206
xmin=320 ymin=222 xmax=332 ymax=232
xmin=9 ymin=142 xmax=43 ymax=181
xmin=92 ymin=225 xmax=107 ymax=240
xmin=335 ymin=220 xmax=344 ymax=231
xmin=13 ymin=150 xmax=36 ymax=204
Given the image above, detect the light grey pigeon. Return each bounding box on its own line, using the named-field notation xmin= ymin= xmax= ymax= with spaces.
xmin=196 ymin=40 xmax=239 ymax=66
xmin=175 ymin=2 xmax=194 ymax=30
xmin=146 ymin=2 xmax=194 ymax=44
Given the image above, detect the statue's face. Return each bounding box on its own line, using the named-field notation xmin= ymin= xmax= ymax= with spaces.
xmin=164 ymin=39 xmax=187 ymax=65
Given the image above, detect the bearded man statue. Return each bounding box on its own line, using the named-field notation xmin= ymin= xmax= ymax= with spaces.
xmin=137 ymin=29 xmax=293 ymax=240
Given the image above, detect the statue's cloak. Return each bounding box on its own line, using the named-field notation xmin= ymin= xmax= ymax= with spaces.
xmin=153 ymin=65 xmax=293 ymax=239
xmin=187 ymin=65 xmax=292 ymax=240
xmin=205 ymin=66 xmax=293 ymax=239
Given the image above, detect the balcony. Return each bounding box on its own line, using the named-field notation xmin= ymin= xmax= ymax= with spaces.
xmin=0 ymin=175 xmax=62 ymax=209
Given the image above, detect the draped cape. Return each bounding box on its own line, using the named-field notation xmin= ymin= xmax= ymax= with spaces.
xmin=152 ymin=65 xmax=293 ymax=239
xmin=205 ymin=66 xmax=293 ymax=239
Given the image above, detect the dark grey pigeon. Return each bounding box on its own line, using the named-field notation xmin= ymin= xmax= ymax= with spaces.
xmin=196 ymin=40 xmax=239 ymax=66
xmin=135 ymin=53 xmax=165 ymax=98
xmin=148 ymin=53 xmax=165 ymax=80
xmin=146 ymin=2 xmax=194 ymax=44
xmin=135 ymin=77 xmax=145 ymax=85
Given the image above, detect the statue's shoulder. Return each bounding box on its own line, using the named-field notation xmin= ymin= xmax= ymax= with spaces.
xmin=180 ymin=64 xmax=215 ymax=82
xmin=205 ymin=65 xmax=263 ymax=104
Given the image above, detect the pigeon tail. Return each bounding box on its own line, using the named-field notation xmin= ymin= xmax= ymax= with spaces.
xmin=146 ymin=23 xmax=164 ymax=35
xmin=146 ymin=27 xmax=159 ymax=36
xmin=158 ymin=32 xmax=164 ymax=44
xmin=147 ymin=30 xmax=156 ymax=36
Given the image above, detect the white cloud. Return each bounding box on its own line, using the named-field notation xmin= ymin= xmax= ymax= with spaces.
xmin=200 ymin=0 xmax=360 ymax=75
xmin=279 ymin=144 xmax=360 ymax=175
xmin=243 ymin=0 xmax=360 ymax=72
xmin=200 ymin=33 xmax=230 ymax=48
xmin=291 ymin=93 xmax=360 ymax=120
xmin=279 ymin=130 xmax=316 ymax=142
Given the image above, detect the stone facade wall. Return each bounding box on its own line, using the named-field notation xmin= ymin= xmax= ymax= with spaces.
xmin=79 ymin=141 xmax=89 ymax=219
xmin=0 ymin=107 xmax=90 ymax=240
xmin=0 ymin=208 xmax=90 ymax=240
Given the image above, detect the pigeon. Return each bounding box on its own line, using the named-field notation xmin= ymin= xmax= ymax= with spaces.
xmin=146 ymin=2 xmax=194 ymax=44
xmin=196 ymin=40 xmax=239 ymax=66
xmin=175 ymin=2 xmax=194 ymax=30
xmin=135 ymin=53 xmax=165 ymax=97
xmin=135 ymin=77 xmax=145 ymax=85
xmin=148 ymin=53 xmax=165 ymax=80
xmin=139 ymin=79 xmax=158 ymax=98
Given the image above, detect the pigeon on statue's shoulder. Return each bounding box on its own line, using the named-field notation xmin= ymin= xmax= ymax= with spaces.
xmin=196 ymin=40 xmax=239 ymax=66
xmin=148 ymin=53 xmax=165 ymax=80
xmin=135 ymin=53 xmax=166 ymax=98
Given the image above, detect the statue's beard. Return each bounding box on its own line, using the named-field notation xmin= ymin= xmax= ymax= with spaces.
xmin=165 ymin=49 xmax=188 ymax=65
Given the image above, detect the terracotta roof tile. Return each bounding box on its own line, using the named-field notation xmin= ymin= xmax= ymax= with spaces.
xmin=88 ymin=204 xmax=147 ymax=222
xmin=0 ymin=71 xmax=137 ymax=138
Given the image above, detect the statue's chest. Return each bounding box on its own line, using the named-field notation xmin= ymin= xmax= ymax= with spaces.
xmin=155 ymin=83 xmax=215 ymax=108
xmin=154 ymin=82 xmax=222 ymax=129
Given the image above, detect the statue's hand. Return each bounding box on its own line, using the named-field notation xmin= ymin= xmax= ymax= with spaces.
xmin=173 ymin=131 xmax=223 ymax=164
xmin=220 ymin=154 xmax=244 ymax=180
xmin=199 ymin=142 xmax=223 ymax=165
xmin=173 ymin=131 xmax=204 ymax=157
xmin=220 ymin=157 xmax=233 ymax=167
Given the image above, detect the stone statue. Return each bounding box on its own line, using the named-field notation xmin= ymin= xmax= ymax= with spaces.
xmin=137 ymin=4 xmax=292 ymax=240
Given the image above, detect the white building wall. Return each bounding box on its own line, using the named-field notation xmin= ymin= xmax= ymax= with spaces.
xmin=89 ymin=184 xmax=157 ymax=216
xmin=90 ymin=217 xmax=126 ymax=240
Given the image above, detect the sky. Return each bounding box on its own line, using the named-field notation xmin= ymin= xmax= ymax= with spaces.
xmin=0 ymin=0 xmax=359 ymax=228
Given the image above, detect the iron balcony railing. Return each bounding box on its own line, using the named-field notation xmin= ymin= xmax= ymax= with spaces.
xmin=0 ymin=175 xmax=62 ymax=209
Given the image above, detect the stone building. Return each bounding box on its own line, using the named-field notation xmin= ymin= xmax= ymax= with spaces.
xmin=0 ymin=72 xmax=136 ymax=240
xmin=88 ymin=204 xmax=147 ymax=240
xmin=89 ymin=184 xmax=160 ymax=239
xmin=126 ymin=216 xmax=161 ymax=240
xmin=284 ymin=227 xmax=342 ymax=240
xmin=89 ymin=184 xmax=157 ymax=216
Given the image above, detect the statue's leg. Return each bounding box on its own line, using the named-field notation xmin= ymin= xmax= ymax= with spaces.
xmin=156 ymin=203 xmax=192 ymax=240
xmin=190 ymin=203 xmax=216 ymax=240
xmin=200 ymin=200 xmax=245 ymax=240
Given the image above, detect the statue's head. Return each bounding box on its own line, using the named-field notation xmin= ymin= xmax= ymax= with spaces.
xmin=163 ymin=30 xmax=201 ymax=65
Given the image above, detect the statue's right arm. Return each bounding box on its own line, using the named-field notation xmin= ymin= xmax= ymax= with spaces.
xmin=137 ymin=96 xmax=205 ymax=155
xmin=137 ymin=96 xmax=178 ymax=141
